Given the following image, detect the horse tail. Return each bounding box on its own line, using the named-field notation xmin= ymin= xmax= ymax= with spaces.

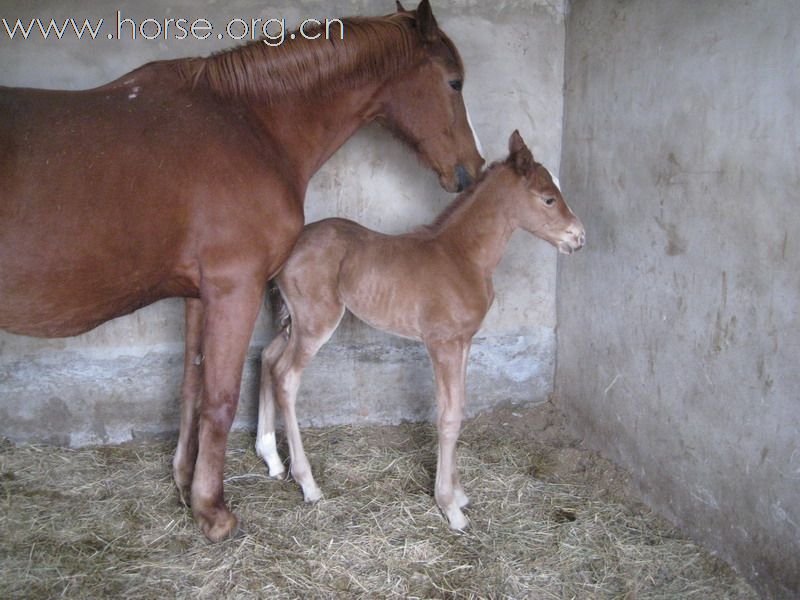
xmin=267 ymin=280 xmax=292 ymax=338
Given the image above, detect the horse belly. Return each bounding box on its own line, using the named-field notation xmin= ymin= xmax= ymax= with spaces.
xmin=0 ymin=190 xmax=192 ymax=338
xmin=0 ymin=89 xmax=203 ymax=337
xmin=0 ymin=256 xmax=190 ymax=338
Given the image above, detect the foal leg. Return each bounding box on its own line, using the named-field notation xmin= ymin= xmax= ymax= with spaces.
xmin=191 ymin=284 xmax=263 ymax=542
xmin=271 ymin=297 xmax=345 ymax=502
xmin=427 ymin=339 xmax=471 ymax=530
xmin=173 ymin=298 xmax=204 ymax=505
xmin=256 ymin=334 xmax=288 ymax=478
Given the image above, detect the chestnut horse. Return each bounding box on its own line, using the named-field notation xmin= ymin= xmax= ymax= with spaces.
xmin=257 ymin=131 xmax=585 ymax=530
xmin=0 ymin=0 xmax=484 ymax=541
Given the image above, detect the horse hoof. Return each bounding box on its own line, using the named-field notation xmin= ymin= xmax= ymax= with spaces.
xmin=200 ymin=510 xmax=240 ymax=543
xmin=176 ymin=484 xmax=191 ymax=507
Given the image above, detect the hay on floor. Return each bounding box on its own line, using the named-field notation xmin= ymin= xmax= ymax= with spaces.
xmin=1 ymin=402 xmax=756 ymax=599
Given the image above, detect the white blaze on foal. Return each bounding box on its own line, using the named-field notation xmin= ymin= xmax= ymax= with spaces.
xmin=546 ymin=167 xmax=561 ymax=192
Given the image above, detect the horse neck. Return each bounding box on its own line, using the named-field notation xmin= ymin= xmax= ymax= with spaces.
xmin=250 ymin=85 xmax=383 ymax=186
xmin=181 ymin=17 xmax=418 ymax=187
xmin=434 ymin=167 xmax=520 ymax=275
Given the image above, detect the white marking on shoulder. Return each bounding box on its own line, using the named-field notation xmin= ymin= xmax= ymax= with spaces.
xmin=127 ymin=85 xmax=141 ymax=100
xmin=465 ymin=105 xmax=484 ymax=159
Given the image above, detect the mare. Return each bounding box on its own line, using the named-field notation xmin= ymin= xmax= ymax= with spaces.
xmin=0 ymin=0 xmax=484 ymax=541
xmin=257 ymin=130 xmax=585 ymax=530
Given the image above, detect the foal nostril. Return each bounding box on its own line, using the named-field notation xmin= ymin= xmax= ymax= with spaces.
xmin=455 ymin=165 xmax=471 ymax=193
xmin=565 ymin=228 xmax=585 ymax=249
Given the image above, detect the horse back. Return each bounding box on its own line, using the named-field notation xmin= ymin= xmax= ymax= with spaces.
xmin=0 ymin=65 xmax=301 ymax=338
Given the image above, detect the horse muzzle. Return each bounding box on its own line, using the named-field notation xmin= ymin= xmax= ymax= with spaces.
xmin=454 ymin=164 xmax=472 ymax=193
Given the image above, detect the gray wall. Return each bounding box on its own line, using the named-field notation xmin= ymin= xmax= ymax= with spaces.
xmin=0 ymin=0 xmax=566 ymax=444
xmin=557 ymin=0 xmax=799 ymax=597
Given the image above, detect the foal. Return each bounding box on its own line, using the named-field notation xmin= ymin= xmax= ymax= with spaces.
xmin=257 ymin=131 xmax=585 ymax=529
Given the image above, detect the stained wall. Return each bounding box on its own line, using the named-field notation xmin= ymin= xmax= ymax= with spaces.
xmin=557 ymin=1 xmax=800 ymax=596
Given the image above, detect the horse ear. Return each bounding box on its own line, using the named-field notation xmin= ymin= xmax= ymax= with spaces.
xmin=416 ymin=0 xmax=439 ymax=42
xmin=396 ymin=1 xmax=407 ymax=12
xmin=508 ymin=130 xmax=534 ymax=175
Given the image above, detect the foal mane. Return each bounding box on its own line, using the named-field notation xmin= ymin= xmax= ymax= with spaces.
xmin=178 ymin=15 xmax=423 ymax=103
xmin=425 ymin=160 xmax=505 ymax=231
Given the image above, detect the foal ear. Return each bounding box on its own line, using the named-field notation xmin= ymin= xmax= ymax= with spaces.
xmin=396 ymin=1 xmax=408 ymax=12
xmin=416 ymin=0 xmax=439 ymax=42
xmin=508 ymin=130 xmax=534 ymax=176
xmin=508 ymin=130 xmax=526 ymax=154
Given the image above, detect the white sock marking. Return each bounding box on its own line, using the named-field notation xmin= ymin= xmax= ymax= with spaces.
xmin=256 ymin=432 xmax=284 ymax=476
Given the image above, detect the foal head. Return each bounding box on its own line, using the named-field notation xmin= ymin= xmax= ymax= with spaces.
xmin=375 ymin=0 xmax=485 ymax=193
xmin=505 ymin=131 xmax=585 ymax=254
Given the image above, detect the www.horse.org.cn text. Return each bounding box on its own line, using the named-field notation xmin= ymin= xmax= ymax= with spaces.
xmin=1 ymin=12 xmax=345 ymax=46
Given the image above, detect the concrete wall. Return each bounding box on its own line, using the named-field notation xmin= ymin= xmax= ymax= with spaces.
xmin=0 ymin=1 xmax=566 ymax=444
xmin=557 ymin=0 xmax=799 ymax=597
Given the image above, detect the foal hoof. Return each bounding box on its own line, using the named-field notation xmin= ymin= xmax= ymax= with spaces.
xmin=443 ymin=505 xmax=469 ymax=531
xmin=268 ymin=464 xmax=286 ymax=479
xmin=303 ymin=484 xmax=323 ymax=503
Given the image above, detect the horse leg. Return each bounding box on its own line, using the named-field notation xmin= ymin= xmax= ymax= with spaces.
xmin=426 ymin=338 xmax=471 ymax=530
xmin=256 ymin=334 xmax=288 ymax=478
xmin=271 ymin=296 xmax=345 ymax=502
xmin=191 ymin=284 xmax=262 ymax=542
xmin=173 ymin=298 xmax=204 ymax=506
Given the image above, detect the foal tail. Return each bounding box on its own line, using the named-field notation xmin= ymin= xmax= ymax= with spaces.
xmin=267 ymin=280 xmax=292 ymax=338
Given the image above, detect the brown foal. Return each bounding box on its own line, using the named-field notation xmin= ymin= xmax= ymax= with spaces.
xmin=257 ymin=131 xmax=585 ymax=529
xmin=0 ymin=1 xmax=483 ymax=541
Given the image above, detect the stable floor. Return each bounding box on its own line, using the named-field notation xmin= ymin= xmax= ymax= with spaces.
xmin=1 ymin=402 xmax=756 ymax=599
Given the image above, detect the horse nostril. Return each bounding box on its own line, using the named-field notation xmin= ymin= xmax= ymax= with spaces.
xmin=455 ymin=165 xmax=471 ymax=193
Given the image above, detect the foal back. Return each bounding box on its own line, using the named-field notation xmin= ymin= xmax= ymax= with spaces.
xmin=277 ymin=217 xmax=490 ymax=345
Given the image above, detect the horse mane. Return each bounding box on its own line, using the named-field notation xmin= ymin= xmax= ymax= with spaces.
xmin=177 ymin=15 xmax=423 ymax=103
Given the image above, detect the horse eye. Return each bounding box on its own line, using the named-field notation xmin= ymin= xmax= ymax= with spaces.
xmin=449 ymin=80 xmax=463 ymax=92
xmin=544 ymin=197 xmax=556 ymax=206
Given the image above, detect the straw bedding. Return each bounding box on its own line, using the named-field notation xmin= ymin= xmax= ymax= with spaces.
xmin=0 ymin=401 xmax=756 ymax=599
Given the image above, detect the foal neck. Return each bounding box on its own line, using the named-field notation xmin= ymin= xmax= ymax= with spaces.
xmin=430 ymin=165 xmax=520 ymax=274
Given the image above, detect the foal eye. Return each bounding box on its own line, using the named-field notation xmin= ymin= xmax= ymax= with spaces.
xmin=544 ymin=197 xmax=556 ymax=206
xmin=449 ymin=80 xmax=463 ymax=92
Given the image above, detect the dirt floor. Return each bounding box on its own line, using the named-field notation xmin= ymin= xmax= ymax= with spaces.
xmin=1 ymin=401 xmax=757 ymax=599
